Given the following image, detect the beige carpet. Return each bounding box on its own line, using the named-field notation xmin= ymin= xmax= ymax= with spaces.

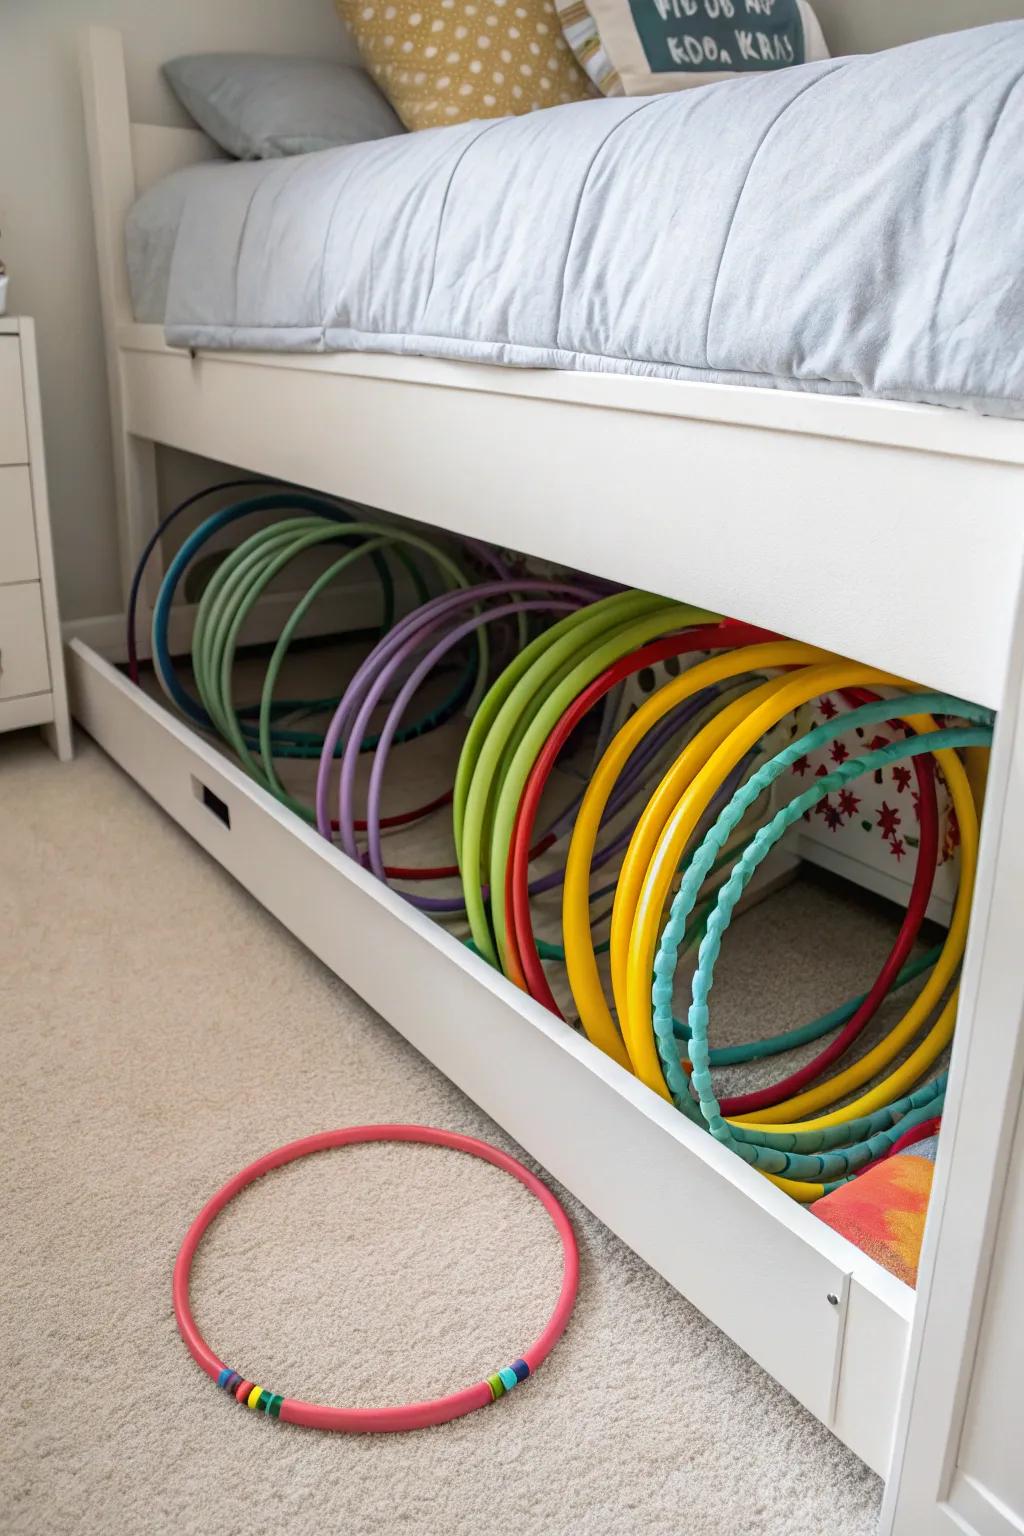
xmin=3 ymin=730 xmax=884 ymax=1536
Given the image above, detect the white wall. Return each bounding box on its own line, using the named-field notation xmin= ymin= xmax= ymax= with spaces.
xmin=1 ymin=0 xmax=1023 ymax=622
xmin=0 ymin=0 xmax=354 ymax=623
xmin=810 ymin=0 xmax=1019 ymax=56
xmin=813 ymin=0 xmax=1024 ymax=55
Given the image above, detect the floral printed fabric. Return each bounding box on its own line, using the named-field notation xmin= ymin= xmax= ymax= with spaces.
xmin=794 ymin=694 xmax=971 ymax=928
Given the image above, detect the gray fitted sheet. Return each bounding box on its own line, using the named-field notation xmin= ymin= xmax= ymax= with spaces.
xmin=128 ymin=21 xmax=1024 ymax=419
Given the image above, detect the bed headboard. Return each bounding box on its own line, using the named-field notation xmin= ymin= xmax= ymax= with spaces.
xmin=80 ymin=27 xmax=220 ymax=337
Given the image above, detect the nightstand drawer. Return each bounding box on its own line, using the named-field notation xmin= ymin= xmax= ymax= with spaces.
xmin=0 ymin=339 xmax=28 ymax=465
xmin=0 ymin=467 xmax=39 ymax=583
xmin=0 ymin=582 xmax=50 ymax=698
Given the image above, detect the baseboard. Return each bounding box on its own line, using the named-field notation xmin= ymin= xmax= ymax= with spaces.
xmin=63 ymin=612 xmax=125 ymax=661
xmin=62 ymin=575 xmax=396 ymax=666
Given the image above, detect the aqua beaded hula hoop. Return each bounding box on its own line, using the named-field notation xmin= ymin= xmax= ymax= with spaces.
xmin=652 ymin=719 xmax=993 ymax=1184
xmin=173 ymin=1125 xmax=578 ymax=1433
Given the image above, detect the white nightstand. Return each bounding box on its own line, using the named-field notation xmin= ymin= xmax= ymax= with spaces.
xmin=0 ymin=316 xmax=71 ymax=760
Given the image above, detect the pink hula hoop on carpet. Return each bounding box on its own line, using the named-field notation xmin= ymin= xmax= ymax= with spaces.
xmin=172 ymin=1124 xmax=579 ymax=1433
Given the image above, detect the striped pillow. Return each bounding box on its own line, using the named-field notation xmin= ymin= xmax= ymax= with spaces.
xmin=554 ymin=0 xmax=623 ymax=95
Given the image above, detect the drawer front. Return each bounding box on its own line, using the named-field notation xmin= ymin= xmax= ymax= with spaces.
xmin=0 ymin=338 xmax=28 ymax=466
xmin=0 ymin=582 xmax=50 ymax=698
xmin=0 ymin=466 xmax=39 ymax=583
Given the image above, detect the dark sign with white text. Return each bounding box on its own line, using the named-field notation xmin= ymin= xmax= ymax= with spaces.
xmin=628 ymin=0 xmax=806 ymax=76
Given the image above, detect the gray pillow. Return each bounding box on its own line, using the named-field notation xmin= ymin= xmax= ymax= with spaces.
xmin=163 ymin=54 xmax=405 ymax=159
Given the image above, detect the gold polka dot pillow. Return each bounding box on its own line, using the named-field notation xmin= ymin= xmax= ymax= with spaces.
xmin=336 ymin=0 xmax=597 ymax=130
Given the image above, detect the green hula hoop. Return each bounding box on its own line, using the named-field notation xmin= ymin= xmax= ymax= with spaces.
xmin=192 ymin=520 xmax=474 ymax=820
xmin=456 ymin=591 xmax=718 ymax=966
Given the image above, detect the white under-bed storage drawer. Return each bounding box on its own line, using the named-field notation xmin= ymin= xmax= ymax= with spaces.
xmin=68 ymin=638 xmax=914 ymax=1478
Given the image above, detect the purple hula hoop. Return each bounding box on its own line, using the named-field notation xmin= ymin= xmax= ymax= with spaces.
xmin=315 ymin=583 xmax=772 ymax=919
xmin=314 ymin=581 xmax=594 ymax=838
xmin=364 ymin=599 xmax=580 ymax=907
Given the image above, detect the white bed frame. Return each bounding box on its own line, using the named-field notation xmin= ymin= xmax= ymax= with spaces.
xmin=74 ymin=26 xmax=1024 ymax=1530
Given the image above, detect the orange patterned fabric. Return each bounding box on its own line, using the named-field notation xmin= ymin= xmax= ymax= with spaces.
xmin=813 ymin=1139 xmax=938 ymax=1288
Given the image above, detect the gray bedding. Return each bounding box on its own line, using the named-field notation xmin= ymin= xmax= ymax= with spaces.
xmin=129 ymin=20 xmax=1024 ymax=418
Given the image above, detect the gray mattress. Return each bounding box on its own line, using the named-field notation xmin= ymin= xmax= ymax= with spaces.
xmin=128 ymin=20 xmax=1024 ymax=419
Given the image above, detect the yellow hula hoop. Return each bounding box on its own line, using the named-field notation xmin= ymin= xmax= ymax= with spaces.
xmin=610 ymin=675 xmax=803 ymax=1051
xmin=624 ymin=699 xmax=976 ymax=1115
xmin=563 ymin=642 xmax=825 ymax=1068
xmin=619 ymin=663 xmax=911 ymax=1091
